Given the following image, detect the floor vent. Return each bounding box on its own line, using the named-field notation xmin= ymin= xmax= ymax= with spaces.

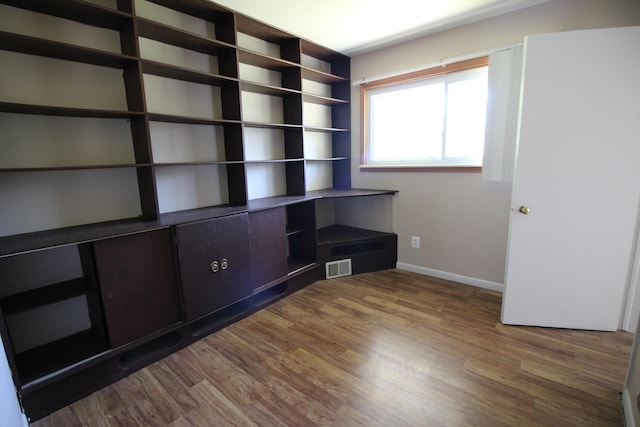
xmin=325 ymin=259 xmax=352 ymax=279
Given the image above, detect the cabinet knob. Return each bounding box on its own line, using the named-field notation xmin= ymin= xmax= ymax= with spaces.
xmin=210 ymin=260 xmax=219 ymax=273
xmin=221 ymin=258 xmax=228 ymax=270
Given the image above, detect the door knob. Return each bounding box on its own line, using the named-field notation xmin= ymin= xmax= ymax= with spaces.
xmin=519 ymin=206 xmax=531 ymax=215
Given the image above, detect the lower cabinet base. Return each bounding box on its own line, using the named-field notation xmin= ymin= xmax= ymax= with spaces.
xmin=317 ymin=226 xmax=398 ymax=277
xmin=20 ymin=327 xmax=187 ymax=422
xmin=20 ymin=265 xmax=324 ymax=422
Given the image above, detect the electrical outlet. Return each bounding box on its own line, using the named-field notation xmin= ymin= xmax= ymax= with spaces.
xmin=411 ymin=236 xmax=420 ymax=248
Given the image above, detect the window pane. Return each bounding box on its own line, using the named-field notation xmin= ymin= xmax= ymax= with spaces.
xmin=445 ymin=75 xmax=487 ymax=163
xmin=369 ymin=83 xmax=444 ymax=162
xmin=362 ymin=59 xmax=489 ymax=168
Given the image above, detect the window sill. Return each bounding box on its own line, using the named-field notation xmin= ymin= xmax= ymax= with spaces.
xmin=360 ymin=165 xmax=482 ymax=173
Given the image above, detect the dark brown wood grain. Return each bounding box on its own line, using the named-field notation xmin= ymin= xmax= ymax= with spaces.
xmin=32 ymin=270 xmax=633 ymax=426
xmin=176 ymin=214 xmax=252 ymax=321
xmin=93 ymin=229 xmax=181 ymax=348
xmin=248 ymin=208 xmax=288 ymax=289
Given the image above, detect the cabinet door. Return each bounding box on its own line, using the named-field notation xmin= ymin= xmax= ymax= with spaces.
xmin=217 ymin=213 xmax=252 ymax=301
xmin=93 ymin=229 xmax=180 ymax=348
xmin=249 ymin=208 xmax=287 ymax=288
xmin=176 ymin=214 xmax=251 ymax=321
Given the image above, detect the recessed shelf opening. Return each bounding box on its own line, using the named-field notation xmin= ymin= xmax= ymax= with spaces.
xmin=190 ymin=299 xmax=251 ymax=337
xmin=253 ymin=282 xmax=288 ymax=308
xmin=118 ymin=330 xmax=182 ymax=369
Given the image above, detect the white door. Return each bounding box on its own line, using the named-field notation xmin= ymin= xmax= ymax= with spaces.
xmin=501 ymin=27 xmax=640 ymax=331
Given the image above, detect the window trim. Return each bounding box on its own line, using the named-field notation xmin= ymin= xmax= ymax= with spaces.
xmin=360 ymin=56 xmax=489 ymax=172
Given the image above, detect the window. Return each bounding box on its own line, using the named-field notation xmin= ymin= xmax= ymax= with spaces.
xmin=361 ymin=57 xmax=489 ymax=170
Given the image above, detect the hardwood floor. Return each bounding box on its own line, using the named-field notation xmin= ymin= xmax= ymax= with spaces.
xmin=32 ymin=270 xmax=633 ymax=426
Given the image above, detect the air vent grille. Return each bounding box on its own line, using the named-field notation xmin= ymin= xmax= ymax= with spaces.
xmin=325 ymin=259 xmax=352 ymax=279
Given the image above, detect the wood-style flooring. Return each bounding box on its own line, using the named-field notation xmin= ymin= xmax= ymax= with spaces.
xmin=32 ymin=270 xmax=634 ymax=426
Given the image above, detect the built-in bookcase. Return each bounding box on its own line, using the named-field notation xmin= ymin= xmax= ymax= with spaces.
xmin=0 ymin=0 xmax=397 ymax=420
xmin=0 ymin=0 xmax=355 ymax=239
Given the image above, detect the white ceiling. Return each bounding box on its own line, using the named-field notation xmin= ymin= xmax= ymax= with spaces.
xmin=214 ymin=0 xmax=549 ymax=55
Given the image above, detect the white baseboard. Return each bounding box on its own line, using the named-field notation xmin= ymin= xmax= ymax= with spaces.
xmin=396 ymin=262 xmax=504 ymax=293
xmin=622 ymin=388 xmax=636 ymax=427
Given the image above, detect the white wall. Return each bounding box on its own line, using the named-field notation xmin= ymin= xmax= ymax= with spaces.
xmin=0 ymin=335 xmax=27 ymax=427
xmin=350 ymin=0 xmax=640 ymax=286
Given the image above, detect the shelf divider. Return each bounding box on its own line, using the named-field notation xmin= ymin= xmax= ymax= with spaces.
xmin=1 ymin=278 xmax=90 ymax=316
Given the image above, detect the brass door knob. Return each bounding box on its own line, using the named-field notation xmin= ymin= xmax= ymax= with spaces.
xmin=519 ymin=206 xmax=531 ymax=215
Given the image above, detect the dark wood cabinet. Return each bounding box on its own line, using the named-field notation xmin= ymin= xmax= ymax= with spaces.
xmin=176 ymin=213 xmax=252 ymax=320
xmin=93 ymin=229 xmax=181 ymax=348
xmin=249 ymin=208 xmax=288 ymax=289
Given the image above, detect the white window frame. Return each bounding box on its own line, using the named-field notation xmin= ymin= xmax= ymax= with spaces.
xmin=360 ymin=57 xmax=489 ymax=171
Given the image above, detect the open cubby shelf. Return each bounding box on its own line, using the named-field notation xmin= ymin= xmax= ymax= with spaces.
xmin=302 ymin=93 xmax=349 ymax=105
xmin=240 ymin=81 xmax=302 ymax=96
xmin=243 ymin=121 xmax=303 ymax=130
xmin=147 ymin=113 xmax=240 ymax=126
xmin=136 ymin=18 xmax=236 ymax=58
xmin=15 ymin=328 xmax=108 ymax=386
xmin=0 ymin=31 xmax=138 ymax=69
xmin=304 ymin=125 xmax=350 ymax=132
xmin=0 ymin=102 xmax=144 ymax=118
xmin=287 ymin=257 xmax=315 ymax=274
xmin=317 ymin=224 xmax=395 ymax=245
xmin=0 ymin=278 xmax=91 ymax=315
xmin=2 ymin=0 xmax=134 ymax=29
xmin=141 ymin=60 xmax=239 ymax=86
xmin=238 ymin=48 xmax=299 ymax=71
xmin=301 ymin=66 xmax=348 ymax=84
xmin=0 ymin=164 xmax=151 ymax=173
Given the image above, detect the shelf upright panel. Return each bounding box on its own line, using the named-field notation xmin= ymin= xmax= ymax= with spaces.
xmin=0 ymin=303 xmax=19 ymax=386
xmin=282 ymin=55 xmax=305 ymax=195
xmin=330 ymin=131 xmax=352 ymax=189
xmin=120 ymin=7 xmax=160 ymax=219
xmin=284 ymin=126 xmax=305 ymax=196
xmin=280 ymin=37 xmax=302 ymax=65
xmin=331 ymin=76 xmax=351 ymax=189
xmin=224 ymin=118 xmax=249 ymax=206
xmin=217 ymin=13 xmax=247 ymax=207
xmin=117 ymin=0 xmax=135 ymax=14
xmin=281 ymin=41 xmax=305 ymax=196
xmin=280 ymin=38 xmax=302 ymax=92
xmin=282 ymin=92 xmax=303 ymax=126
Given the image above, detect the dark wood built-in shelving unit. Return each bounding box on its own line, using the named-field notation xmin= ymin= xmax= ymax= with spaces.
xmin=0 ymin=0 xmax=397 ymax=421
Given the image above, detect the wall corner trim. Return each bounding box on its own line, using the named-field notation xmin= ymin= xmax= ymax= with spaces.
xmin=621 ymin=388 xmax=635 ymax=427
xmin=396 ymin=262 xmax=504 ymax=293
